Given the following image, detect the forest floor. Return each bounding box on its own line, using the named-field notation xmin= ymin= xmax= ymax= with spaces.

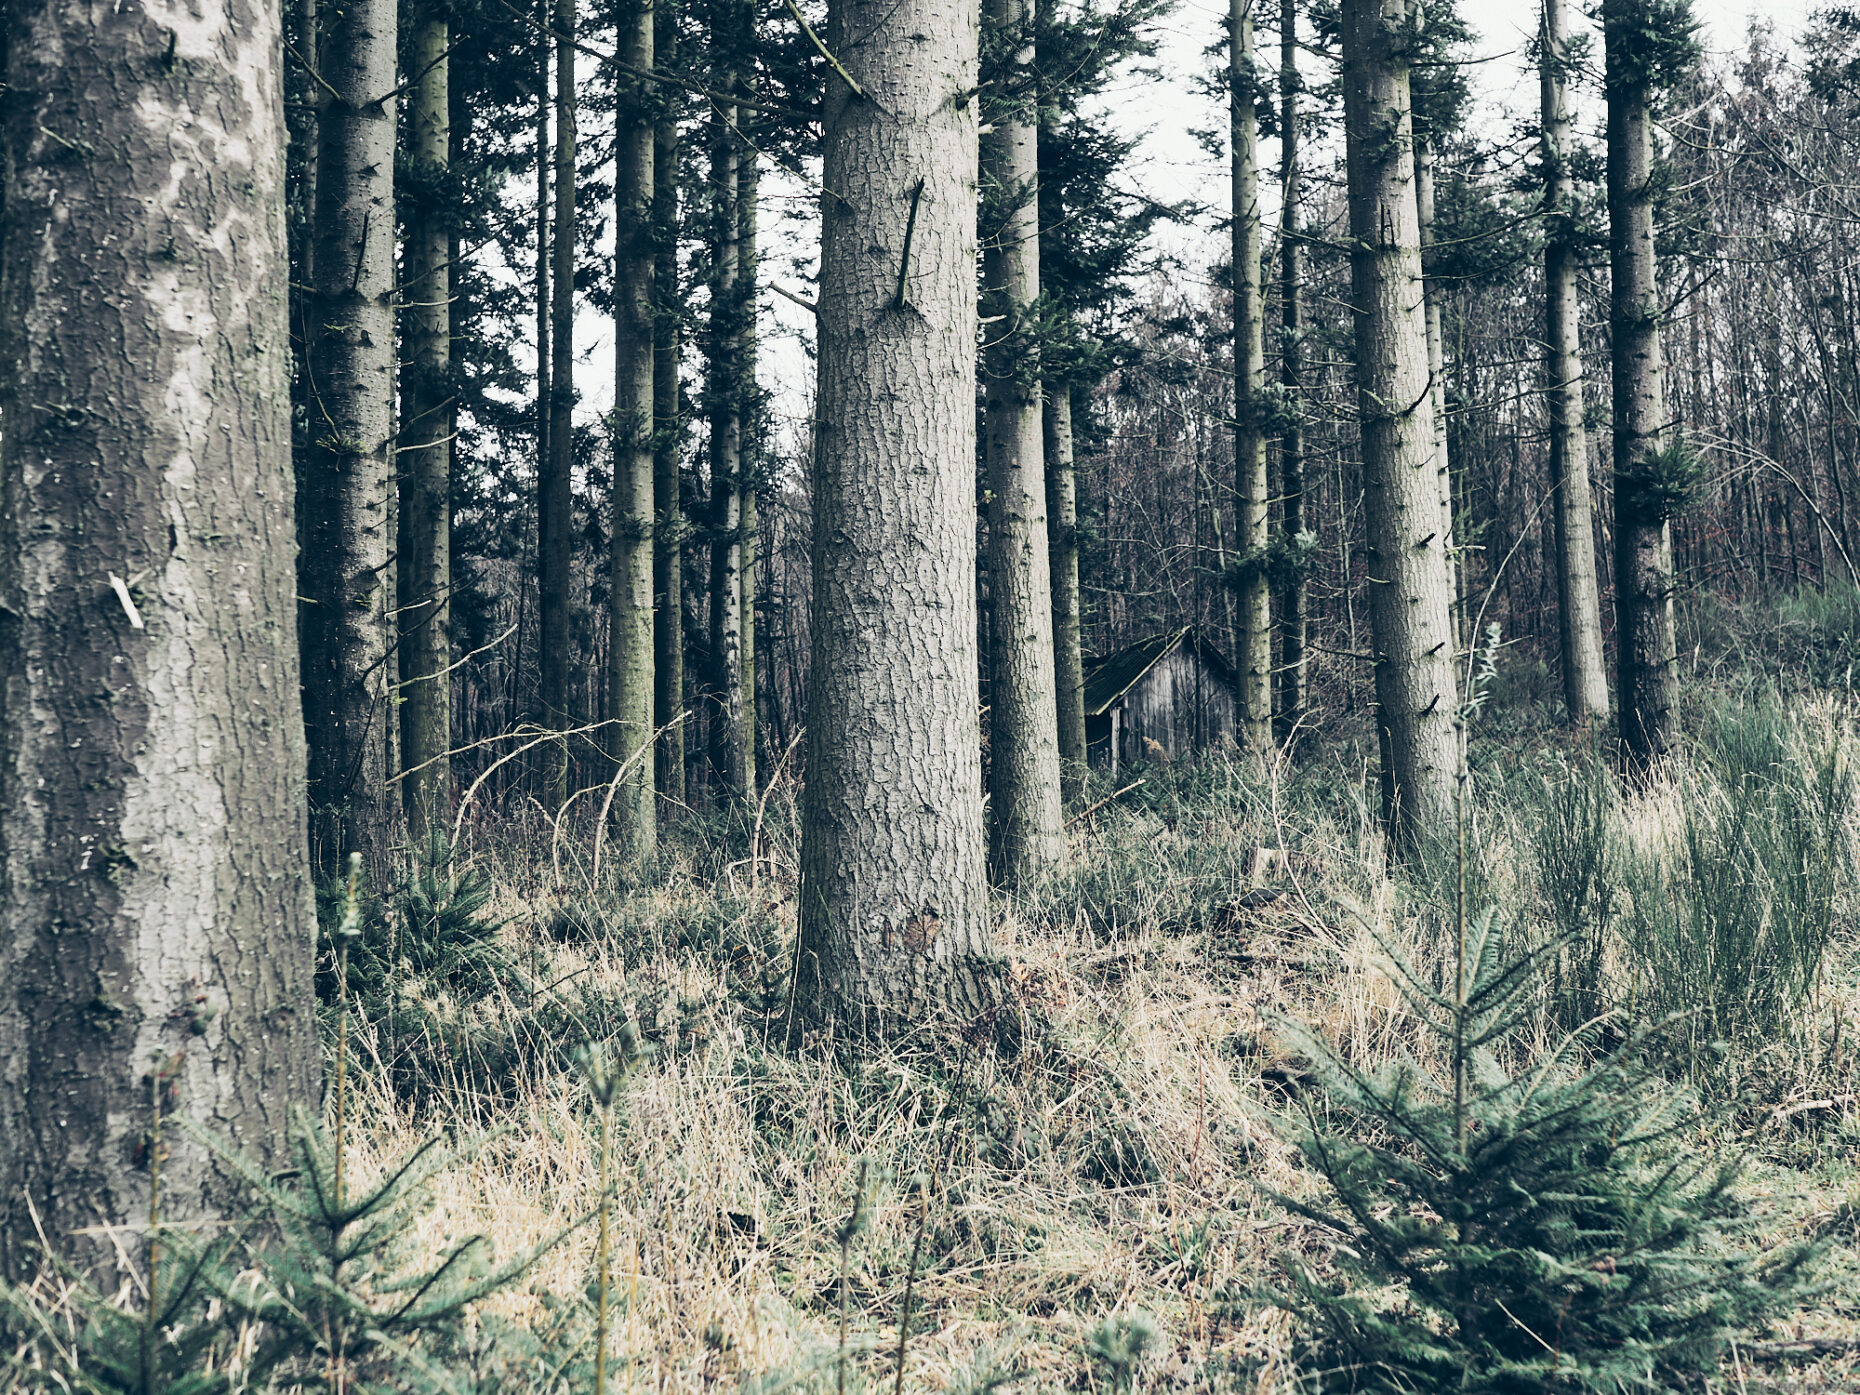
xmin=345 ymin=648 xmax=1860 ymax=1391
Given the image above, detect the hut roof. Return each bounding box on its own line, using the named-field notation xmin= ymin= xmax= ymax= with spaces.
xmin=1082 ymin=628 xmax=1237 ymax=718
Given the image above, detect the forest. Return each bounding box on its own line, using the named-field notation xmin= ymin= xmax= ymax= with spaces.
xmin=4 ymin=0 xmax=1860 ymax=1384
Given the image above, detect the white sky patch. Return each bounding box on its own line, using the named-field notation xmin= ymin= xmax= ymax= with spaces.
xmin=535 ymin=0 xmax=1817 ymax=467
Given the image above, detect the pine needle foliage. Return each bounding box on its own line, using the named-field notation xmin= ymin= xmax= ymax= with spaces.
xmin=0 ymin=1231 xmax=242 ymax=1395
xmin=187 ymin=1109 xmax=576 ymax=1392
xmin=1259 ymin=907 xmax=1820 ymax=1393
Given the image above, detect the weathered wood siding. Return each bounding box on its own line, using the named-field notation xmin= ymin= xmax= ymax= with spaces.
xmin=1087 ymin=646 xmax=1237 ymax=767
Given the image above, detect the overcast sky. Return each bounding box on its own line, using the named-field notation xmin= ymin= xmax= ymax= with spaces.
xmin=562 ymin=0 xmax=1823 ymax=458
xmin=1112 ymin=0 xmax=1818 ymax=262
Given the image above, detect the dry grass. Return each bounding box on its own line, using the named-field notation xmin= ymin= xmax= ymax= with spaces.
xmin=331 ymin=725 xmax=1860 ymax=1392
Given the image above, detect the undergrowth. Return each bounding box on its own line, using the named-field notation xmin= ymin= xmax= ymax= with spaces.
xmin=5 ymin=680 xmax=1859 ymax=1391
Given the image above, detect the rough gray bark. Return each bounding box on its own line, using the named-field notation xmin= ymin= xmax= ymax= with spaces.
xmin=984 ymin=0 xmax=1063 ymax=881
xmin=1541 ymin=0 xmax=1611 ymax=723
xmin=610 ymin=0 xmax=658 ymax=859
xmin=1342 ymin=0 xmax=1460 ymax=852
xmin=287 ymin=0 xmax=317 ymax=558
xmin=1231 ymin=0 xmax=1272 ymax=754
xmin=652 ymin=3 xmax=686 ymax=807
xmin=539 ymin=0 xmax=576 ymax=809
xmin=0 ymin=0 xmax=319 ymax=1275
xmin=706 ymin=3 xmax=748 ymax=802
xmin=1044 ymin=386 xmax=1088 ymax=803
xmin=796 ymin=0 xmax=997 ymax=1030
xmin=399 ymin=10 xmax=452 ymax=839
xmin=1605 ymin=8 xmax=1680 ymax=768
xmin=534 ymin=13 xmax=551 ymax=678
xmin=1415 ymin=137 xmax=1458 ymax=643
xmin=302 ymin=0 xmax=399 ymax=872
xmin=1035 ymin=0 xmax=1086 ymax=805
xmin=739 ymin=139 xmax=760 ymax=798
xmin=1275 ymin=0 xmax=1309 ymax=739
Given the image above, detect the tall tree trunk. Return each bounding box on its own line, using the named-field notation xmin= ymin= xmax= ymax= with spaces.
xmin=535 ymin=17 xmax=552 ymax=709
xmin=611 ymin=0 xmax=658 ymax=859
xmin=707 ymin=0 xmax=748 ymax=802
xmin=1343 ymin=0 xmax=1459 ymax=853
xmin=0 ymin=0 xmax=318 ymax=1274
xmin=1044 ymin=386 xmax=1087 ymax=802
xmin=653 ymin=0 xmax=686 ymax=808
xmin=1231 ymin=0 xmax=1272 ymax=753
xmin=1035 ymin=0 xmax=1086 ymax=805
xmin=287 ymin=0 xmax=318 ymax=565
xmin=1541 ymin=0 xmax=1611 ymax=722
xmin=1415 ymin=137 xmax=1460 ymax=653
xmin=740 ymin=136 xmax=761 ymax=797
xmin=399 ymin=8 xmax=452 ymax=840
xmin=301 ymin=0 xmax=399 ymax=873
xmin=1275 ymin=0 xmax=1309 ymax=738
xmin=796 ymin=0 xmax=996 ymax=1029
xmin=539 ymin=0 xmax=577 ymax=807
xmin=984 ymin=0 xmax=1064 ymax=881
xmin=1605 ymin=4 xmax=1680 ymax=768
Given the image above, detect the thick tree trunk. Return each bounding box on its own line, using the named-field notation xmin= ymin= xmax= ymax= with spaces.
xmin=652 ymin=5 xmax=686 ymax=808
xmin=984 ymin=0 xmax=1063 ymax=881
xmin=301 ymin=0 xmax=398 ymax=872
xmin=1415 ymin=137 xmax=1460 ymax=653
xmin=1605 ymin=15 xmax=1680 ymax=768
xmin=1044 ymin=387 xmax=1088 ymax=803
xmin=796 ymin=0 xmax=997 ymax=1029
xmin=1275 ymin=0 xmax=1308 ymax=739
xmin=1035 ymin=0 xmax=1086 ymax=805
xmin=399 ymin=10 xmax=452 ymax=840
xmin=1342 ymin=0 xmax=1459 ymax=852
xmin=611 ymin=0 xmax=658 ymax=859
xmin=0 ymin=0 xmax=318 ymax=1274
xmin=535 ymin=24 xmax=552 ymax=689
xmin=1232 ymin=0 xmax=1272 ymax=754
xmin=287 ymin=0 xmax=317 ymax=563
xmin=707 ymin=6 xmax=748 ymax=802
xmin=740 ymin=139 xmax=761 ymax=797
xmin=539 ymin=0 xmax=576 ymax=808
xmin=1541 ymin=0 xmax=1611 ymax=723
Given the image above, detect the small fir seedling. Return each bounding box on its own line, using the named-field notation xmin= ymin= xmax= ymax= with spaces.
xmin=574 ymin=1022 xmax=654 ymax=1395
xmin=835 ymin=1158 xmax=883 ymax=1395
xmin=1254 ymin=906 xmax=1823 ymax=1393
xmin=189 ymin=1108 xmax=574 ymax=1393
xmin=1085 ymin=1311 xmax=1159 ymax=1394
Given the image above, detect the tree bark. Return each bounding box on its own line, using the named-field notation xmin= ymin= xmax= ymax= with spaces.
xmin=301 ymin=0 xmax=399 ymax=873
xmin=611 ymin=0 xmax=658 ymax=859
xmin=1035 ymin=0 xmax=1086 ymax=805
xmin=539 ymin=0 xmax=576 ymax=808
xmin=1541 ymin=0 xmax=1611 ymax=723
xmin=0 ymin=0 xmax=319 ymax=1274
xmin=1275 ymin=0 xmax=1309 ymax=739
xmin=1231 ymin=0 xmax=1272 ymax=754
xmin=534 ymin=11 xmax=552 ymax=741
xmin=1415 ymin=137 xmax=1459 ymax=652
xmin=1044 ymin=386 xmax=1087 ymax=802
xmin=1342 ymin=0 xmax=1460 ymax=853
xmin=706 ymin=0 xmax=748 ymax=802
xmin=984 ymin=0 xmax=1064 ymax=882
xmin=796 ymin=0 xmax=997 ymax=1030
xmin=1605 ymin=6 xmax=1680 ymax=768
xmin=399 ymin=8 xmax=452 ymax=840
xmin=287 ymin=0 xmax=317 ymax=570
xmin=652 ymin=0 xmax=686 ymax=808
xmin=740 ymin=135 xmax=761 ymax=798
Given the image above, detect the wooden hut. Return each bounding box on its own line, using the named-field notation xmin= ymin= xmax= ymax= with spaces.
xmin=1083 ymin=628 xmax=1238 ymax=773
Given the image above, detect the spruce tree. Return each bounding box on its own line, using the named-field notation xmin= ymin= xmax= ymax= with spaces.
xmin=1604 ymin=0 xmax=1700 ymax=770
xmin=1260 ymin=910 xmax=1820 ymax=1393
